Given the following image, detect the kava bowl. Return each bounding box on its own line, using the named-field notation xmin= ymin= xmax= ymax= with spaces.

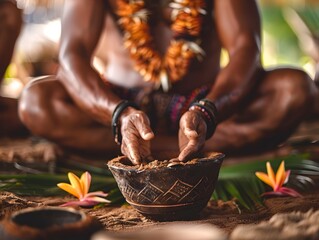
xmin=107 ymin=152 xmax=224 ymax=221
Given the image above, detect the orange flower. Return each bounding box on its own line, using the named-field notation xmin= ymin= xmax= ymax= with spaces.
xmin=57 ymin=172 xmax=110 ymax=207
xmin=255 ymin=161 xmax=301 ymax=197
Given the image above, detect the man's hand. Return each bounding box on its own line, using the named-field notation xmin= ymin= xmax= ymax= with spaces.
xmin=120 ymin=107 xmax=154 ymax=165
xmin=178 ymin=110 xmax=207 ymax=162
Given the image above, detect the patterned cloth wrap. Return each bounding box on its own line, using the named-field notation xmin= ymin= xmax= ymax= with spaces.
xmin=110 ymin=84 xmax=210 ymax=133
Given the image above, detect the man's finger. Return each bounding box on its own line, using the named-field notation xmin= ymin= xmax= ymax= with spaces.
xmin=121 ymin=141 xmax=132 ymax=163
xmin=178 ymin=140 xmax=199 ymax=162
xmin=180 ymin=113 xmax=199 ymax=139
xmin=139 ymin=141 xmax=153 ymax=162
xmin=123 ymin=137 xmax=141 ymax=165
xmin=135 ymin=114 xmax=154 ymax=140
xmin=184 ymin=127 xmax=198 ymax=139
xmin=128 ymin=144 xmax=140 ymax=165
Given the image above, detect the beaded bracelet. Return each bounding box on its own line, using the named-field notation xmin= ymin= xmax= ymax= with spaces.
xmin=198 ymin=98 xmax=218 ymax=121
xmin=189 ymin=99 xmax=218 ymax=139
xmin=166 ymin=85 xmax=210 ymax=132
xmin=112 ymin=100 xmax=140 ymax=145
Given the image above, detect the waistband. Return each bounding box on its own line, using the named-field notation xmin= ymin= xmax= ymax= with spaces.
xmin=110 ymin=83 xmax=210 ymax=133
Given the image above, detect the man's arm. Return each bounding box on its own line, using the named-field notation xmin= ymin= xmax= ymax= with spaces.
xmin=206 ymin=0 xmax=262 ymax=121
xmin=178 ymin=0 xmax=261 ymax=161
xmin=57 ymin=0 xmax=154 ymax=164
xmin=57 ymin=0 xmax=120 ymax=125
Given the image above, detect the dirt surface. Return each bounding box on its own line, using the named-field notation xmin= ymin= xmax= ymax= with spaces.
xmin=108 ymin=152 xmax=223 ymax=170
xmin=1 ymin=189 xmax=319 ymax=237
xmin=1 ymin=120 xmax=319 ymax=239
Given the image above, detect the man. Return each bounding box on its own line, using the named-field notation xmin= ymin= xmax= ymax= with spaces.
xmin=0 ymin=0 xmax=24 ymax=136
xmin=19 ymin=0 xmax=318 ymax=164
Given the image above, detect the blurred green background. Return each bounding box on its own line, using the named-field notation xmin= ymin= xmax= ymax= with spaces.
xmin=259 ymin=0 xmax=319 ymax=79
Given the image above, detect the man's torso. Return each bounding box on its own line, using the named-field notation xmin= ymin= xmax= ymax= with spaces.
xmin=101 ymin=0 xmax=222 ymax=95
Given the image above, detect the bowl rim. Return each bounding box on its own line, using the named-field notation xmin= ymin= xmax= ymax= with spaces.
xmin=10 ymin=207 xmax=87 ymax=224
xmin=107 ymin=152 xmax=225 ymax=171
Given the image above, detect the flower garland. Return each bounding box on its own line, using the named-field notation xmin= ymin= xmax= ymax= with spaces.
xmin=116 ymin=0 xmax=206 ymax=91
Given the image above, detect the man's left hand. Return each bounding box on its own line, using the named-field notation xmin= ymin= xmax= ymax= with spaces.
xmin=178 ymin=110 xmax=207 ymax=162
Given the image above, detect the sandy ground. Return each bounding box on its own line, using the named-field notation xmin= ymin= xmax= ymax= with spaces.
xmin=1 ymin=190 xmax=319 ymax=238
xmin=0 ymin=120 xmax=319 ymax=239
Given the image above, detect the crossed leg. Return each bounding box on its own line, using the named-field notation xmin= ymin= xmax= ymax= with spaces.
xmin=19 ymin=76 xmax=119 ymax=155
xmin=18 ymin=67 xmax=318 ymax=157
xmin=207 ymin=67 xmax=317 ymax=155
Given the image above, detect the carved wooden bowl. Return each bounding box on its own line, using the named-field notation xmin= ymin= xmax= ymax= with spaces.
xmin=107 ymin=152 xmax=224 ymax=221
xmin=0 ymin=207 xmax=102 ymax=240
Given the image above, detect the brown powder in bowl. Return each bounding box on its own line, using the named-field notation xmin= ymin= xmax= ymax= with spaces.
xmin=108 ymin=152 xmax=223 ymax=171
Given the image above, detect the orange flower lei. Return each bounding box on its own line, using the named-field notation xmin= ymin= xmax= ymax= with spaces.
xmin=117 ymin=0 xmax=206 ymax=91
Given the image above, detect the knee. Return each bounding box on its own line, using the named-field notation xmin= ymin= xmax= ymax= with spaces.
xmin=287 ymin=70 xmax=316 ymax=111
xmin=271 ymin=69 xmax=316 ymax=114
xmin=18 ymin=81 xmax=55 ymax=138
xmin=0 ymin=2 xmax=22 ymax=37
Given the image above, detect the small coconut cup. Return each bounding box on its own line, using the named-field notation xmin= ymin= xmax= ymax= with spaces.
xmin=0 ymin=207 xmax=103 ymax=240
xmin=107 ymin=152 xmax=224 ymax=221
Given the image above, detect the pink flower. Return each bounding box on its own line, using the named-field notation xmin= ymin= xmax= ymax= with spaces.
xmin=255 ymin=161 xmax=301 ymax=197
xmin=57 ymin=171 xmax=110 ymax=207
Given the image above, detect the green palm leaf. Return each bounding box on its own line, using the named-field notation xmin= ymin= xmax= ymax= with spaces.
xmin=0 ymin=156 xmax=117 ymax=196
xmin=0 ymin=173 xmax=117 ymax=196
xmin=213 ymin=154 xmax=319 ymax=211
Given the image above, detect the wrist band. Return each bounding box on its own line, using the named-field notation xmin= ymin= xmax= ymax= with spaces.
xmin=112 ymin=100 xmax=139 ymax=145
xmin=198 ymin=98 xmax=218 ymax=120
xmin=189 ymin=99 xmax=218 ymax=139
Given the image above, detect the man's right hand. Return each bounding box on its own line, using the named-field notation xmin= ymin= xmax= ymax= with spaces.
xmin=119 ymin=107 xmax=154 ymax=165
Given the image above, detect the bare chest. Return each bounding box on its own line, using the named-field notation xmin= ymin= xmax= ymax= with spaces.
xmin=105 ymin=0 xmax=214 ymax=53
xmin=102 ymin=0 xmax=219 ymax=92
